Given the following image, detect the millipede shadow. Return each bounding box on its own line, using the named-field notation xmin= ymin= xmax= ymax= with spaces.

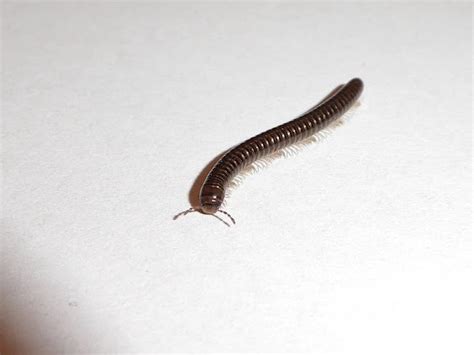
xmin=301 ymin=84 xmax=344 ymax=115
xmin=188 ymin=150 xmax=227 ymax=209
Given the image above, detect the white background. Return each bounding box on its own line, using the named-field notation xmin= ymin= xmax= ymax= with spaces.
xmin=2 ymin=1 xmax=472 ymax=353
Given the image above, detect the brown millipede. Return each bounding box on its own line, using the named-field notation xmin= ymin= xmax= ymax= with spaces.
xmin=174 ymin=78 xmax=364 ymax=226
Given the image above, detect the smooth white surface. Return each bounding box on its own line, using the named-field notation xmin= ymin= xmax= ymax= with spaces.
xmin=1 ymin=2 xmax=472 ymax=353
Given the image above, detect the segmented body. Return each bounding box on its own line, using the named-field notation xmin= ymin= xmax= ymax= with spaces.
xmin=199 ymin=78 xmax=364 ymax=214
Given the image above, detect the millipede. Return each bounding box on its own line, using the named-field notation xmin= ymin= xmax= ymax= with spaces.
xmin=174 ymin=77 xmax=364 ymax=226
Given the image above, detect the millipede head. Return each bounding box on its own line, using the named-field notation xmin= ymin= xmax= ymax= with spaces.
xmin=199 ymin=184 xmax=224 ymax=214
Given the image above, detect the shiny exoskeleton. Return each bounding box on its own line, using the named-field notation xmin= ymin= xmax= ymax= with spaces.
xmin=199 ymin=78 xmax=364 ymax=214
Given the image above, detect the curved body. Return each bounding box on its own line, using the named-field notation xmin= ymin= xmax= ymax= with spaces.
xmin=199 ymin=78 xmax=364 ymax=214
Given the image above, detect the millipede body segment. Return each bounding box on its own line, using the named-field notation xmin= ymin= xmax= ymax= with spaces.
xmin=198 ymin=78 xmax=364 ymax=216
